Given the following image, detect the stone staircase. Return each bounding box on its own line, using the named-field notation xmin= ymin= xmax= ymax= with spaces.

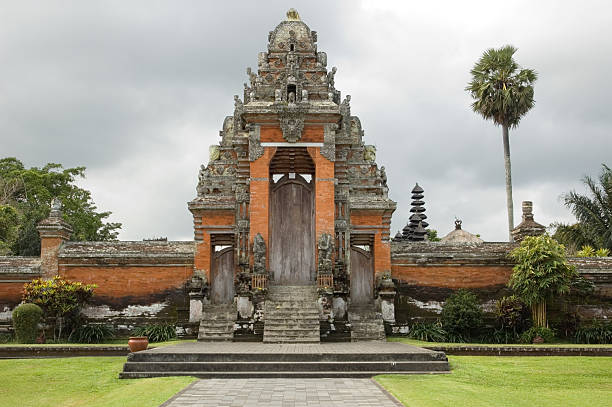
xmin=197 ymin=304 xmax=236 ymax=341
xmin=348 ymin=305 xmax=386 ymax=341
xmin=119 ymin=342 xmax=450 ymax=378
xmin=263 ymin=285 xmax=320 ymax=343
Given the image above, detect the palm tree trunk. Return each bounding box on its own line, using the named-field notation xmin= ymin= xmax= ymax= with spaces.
xmin=502 ymin=124 xmax=514 ymax=242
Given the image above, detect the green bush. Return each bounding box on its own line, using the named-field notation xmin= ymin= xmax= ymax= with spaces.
xmin=408 ymin=320 xmax=447 ymax=342
xmin=22 ymin=276 xmax=96 ymax=340
xmin=12 ymin=303 xmax=43 ymax=343
xmin=70 ymin=323 xmax=115 ymax=343
xmin=0 ymin=332 xmax=14 ymax=344
xmin=496 ymin=295 xmax=530 ymax=333
xmin=574 ymin=320 xmax=612 ymax=344
xmin=481 ymin=328 xmax=519 ymax=344
xmin=441 ymin=289 xmax=484 ymax=342
xmin=132 ymin=324 xmax=176 ymax=343
xmin=520 ymin=326 xmax=555 ymax=344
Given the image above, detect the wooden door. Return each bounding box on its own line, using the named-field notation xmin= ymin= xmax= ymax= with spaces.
xmin=210 ymin=246 xmax=235 ymax=304
xmin=269 ymin=174 xmax=315 ymax=285
xmin=350 ymin=246 xmax=374 ymax=305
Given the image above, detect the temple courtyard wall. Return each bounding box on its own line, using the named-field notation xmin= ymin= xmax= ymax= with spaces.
xmin=1 ymin=240 xmax=610 ymax=336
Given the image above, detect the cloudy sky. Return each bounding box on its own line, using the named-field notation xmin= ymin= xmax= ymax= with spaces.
xmin=1 ymin=0 xmax=610 ymax=242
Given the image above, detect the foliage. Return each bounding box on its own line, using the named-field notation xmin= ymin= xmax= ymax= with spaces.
xmin=441 ymin=289 xmax=484 ymax=341
xmin=576 ymin=245 xmax=610 ymax=257
xmin=481 ymin=327 xmax=519 ymax=344
xmin=519 ymin=326 xmax=555 ymax=344
xmin=70 ymin=324 xmax=115 ymax=344
xmin=561 ymin=164 xmax=612 ymax=252
xmin=407 ymin=320 xmax=447 ymax=342
xmin=22 ymin=276 xmax=96 ymax=340
xmin=132 ymin=324 xmax=176 ymax=343
xmin=0 ymin=157 xmax=121 ymax=255
xmin=508 ymin=235 xmax=577 ymax=327
xmin=551 ymin=222 xmax=594 ymax=254
xmin=495 ymin=295 xmax=530 ymax=335
xmin=12 ymin=303 xmax=43 ymax=343
xmin=466 ymin=45 xmax=538 ymax=128
xmin=574 ymin=320 xmax=612 ymax=344
xmin=426 ymin=229 xmax=441 ymax=242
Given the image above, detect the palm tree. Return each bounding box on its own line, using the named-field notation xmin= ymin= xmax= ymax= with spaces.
xmin=467 ymin=46 xmax=537 ymax=241
xmin=562 ymin=164 xmax=612 ymax=251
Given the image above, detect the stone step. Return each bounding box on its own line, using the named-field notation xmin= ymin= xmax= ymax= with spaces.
xmin=122 ymin=360 xmax=450 ymax=373
xmin=119 ymin=370 xmax=450 ymax=379
xmin=127 ymin=351 xmax=448 ymax=363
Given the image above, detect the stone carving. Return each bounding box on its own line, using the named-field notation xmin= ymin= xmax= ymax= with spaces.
xmin=287 ymin=8 xmax=300 ymax=21
xmin=317 ymin=51 xmax=327 ymax=67
xmin=253 ymin=233 xmax=266 ymax=274
xmin=317 ymin=233 xmax=334 ymax=275
xmin=50 ymin=198 xmax=62 ymax=217
xmin=274 ymin=89 xmax=282 ymax=102
xmin=327 ymin=66 xmax=337 ymax=88
xmin=246 ymin=67 xmax=257 ymax=87
xmin=321 ymin=123 xmax=337 ymax=161
xmin=209 ymin=145 xmax=220 ymax=162
xmin=279 ymin=111 xmax=304 ymax=143
xmin=248 ymin=125 xmax=264 ymax=161
xmin=364 ymin=145 xmax=376 ymax=162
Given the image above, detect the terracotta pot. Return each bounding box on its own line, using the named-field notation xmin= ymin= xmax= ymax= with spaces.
xmin=128 ymin=336 xmax=149 ymax=352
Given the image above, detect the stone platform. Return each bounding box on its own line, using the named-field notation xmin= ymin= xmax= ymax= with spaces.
xmin=120 ymin=342 xmax=449 ymax=379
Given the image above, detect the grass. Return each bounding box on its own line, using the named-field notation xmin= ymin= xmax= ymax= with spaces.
xmin=388 ymin=337 xmax=612 ymax=348
xmin=377 ymin=356 xmax=612 ymax=407
xmin=0 ymin=339 xmax=196 ymax=347
xmin=0 ymin=357 xmax=195 ymax=407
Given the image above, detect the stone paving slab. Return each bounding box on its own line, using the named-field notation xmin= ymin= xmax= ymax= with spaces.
xmin=145 ymin=341 xmax=434 ymax=355
xmin=160 ymin=378 xmax=404 ymax=407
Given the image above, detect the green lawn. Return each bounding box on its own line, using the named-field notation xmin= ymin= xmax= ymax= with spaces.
xmin=377 ymin=356 xmax=612 ymax=407
xmin=0 ymin=339 xmax=196 ymax=347
xmin=388 ymin=337 xmax=612 ymax=348
xmin=0 ymin=357 xmax=195 ymax=407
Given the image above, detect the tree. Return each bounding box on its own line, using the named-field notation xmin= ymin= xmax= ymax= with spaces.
xmin=0 ymin=157 xmax=121 ymax=255
xmin=560 ymin=164 xmax=612 ymax=252
xmin=466 ymin=46 xmax=537 ymax=242
xmin=508 ymin=235 xmax=577 ymax=328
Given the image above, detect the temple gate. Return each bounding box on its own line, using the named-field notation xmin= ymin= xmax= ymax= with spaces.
xmin=188 ymin=9 xmax=396 ymax=342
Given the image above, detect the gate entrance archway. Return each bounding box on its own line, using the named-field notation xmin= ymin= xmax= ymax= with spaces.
xmin=350 ymin=245 xmax=374 ymax=305
xmin=269 ymin=173 xmax=315 ymax=285
xmin=268 ymin=147 xmax=316 ymax=285
xmin=210 ymin=246 xmax=235 ymax=304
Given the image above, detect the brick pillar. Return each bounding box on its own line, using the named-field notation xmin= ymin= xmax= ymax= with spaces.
xmin=37 ymin=199 xmax=72 ymax=278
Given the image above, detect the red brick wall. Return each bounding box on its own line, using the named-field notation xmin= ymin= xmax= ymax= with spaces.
xmin=59 ymin=265 xmax=193 ymax=302
xmin=249 ymin=147 xmax=276 ymax=267
xmin=0 ymin=282 xmax=26 ymax=305
xmin=260 ymin=125 xmax=323 ymax=142
xmin=391 ymin=264 xmax=513 ymax=289
xmin=308 ymin=147 xmax=335 ymax=240
xmin=40 ymin=237 xmax=63 ymax=277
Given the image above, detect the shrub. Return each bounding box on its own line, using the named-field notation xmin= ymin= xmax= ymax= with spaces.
xmin=441 ymin=289 xmax=483 ymax=342
xmin=519 ymin=326 xmax=555 ymax=344
xmin=408 ymin=320 xmax=447 ymax=342
xmin=22 ymin=276 xmax=96 ymax=340
xmin=495 ymin=295 xmax=530 ymax=334
xmin=12 ymin=303 xmax=43 ymax=343
xmin=132 ymin=324 xmax=176 ymax=342
xmin=70 ymin=323 xmax=115 ymax=343
xmin=481 ymin=328 xmax=519 ymax=344
xmin=574 ymin=320 xmax=612 ymax=344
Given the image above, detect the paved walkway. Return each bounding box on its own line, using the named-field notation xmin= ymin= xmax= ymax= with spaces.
xmin=160 ymin=378 xmax=403 ymax=407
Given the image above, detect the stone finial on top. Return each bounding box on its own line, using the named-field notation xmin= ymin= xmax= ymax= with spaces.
xmin=286 ymin=8 xmax=301 ymax=21
xmin=37 ymin=198 xmax=73 ymax=240
xmin=511 ymin=201 xmax=546 ymax=243
xmin=441 ymin=219 xmax=483 ymax=244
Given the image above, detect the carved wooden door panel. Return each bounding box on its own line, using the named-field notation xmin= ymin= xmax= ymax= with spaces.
xmin=350 ymin=246 xmax=374 ymax=305
xmin=211 ymin=246 xmax=235 ymax=304
xmin=269 ymin=175 xmax=315 ymax=285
